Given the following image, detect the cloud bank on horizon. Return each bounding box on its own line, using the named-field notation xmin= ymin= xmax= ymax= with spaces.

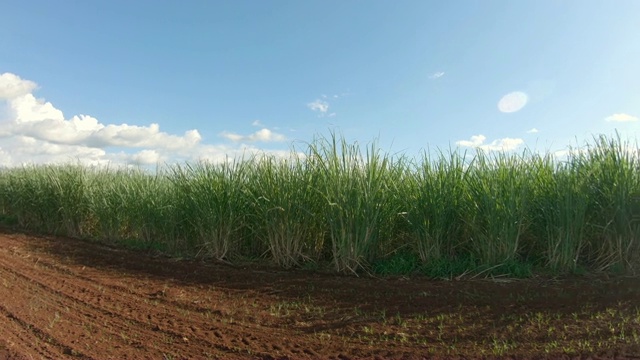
xmin=0 ymin=72 xmax=637 ymax=167
xmin=455 ymin=134 xmax=525 ymax=152
xmin=0 ymin=73 xmax=290 ymax=167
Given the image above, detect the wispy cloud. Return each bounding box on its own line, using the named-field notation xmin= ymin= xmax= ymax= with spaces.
xmin=526 ymin=128 xmax=539 ymax=134
xmin=605 ymin=113 xmax=638 ymax=122
xmin=307 ymin=99 xmax=329 ymax=114
xmin=251 ymin=119 xmax=263 ymax=127
xmin=321 ymin=94 xmax=343 ymax=99
xmin=308 ymin=91 xmax=350 ymax=117
xmin=220 ymin=128 xmax=286 ymax=143
xmin=456 ymin=134 xmax=524 ymax=151
xmin=0 ymin=72 xmax=290 ymax=166
xmin=429 ymin=71 xmax=445 ymax=79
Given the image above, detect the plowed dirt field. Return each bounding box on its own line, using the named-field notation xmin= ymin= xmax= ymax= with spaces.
xmin=0 ymin=231 xmax=639 ymax=359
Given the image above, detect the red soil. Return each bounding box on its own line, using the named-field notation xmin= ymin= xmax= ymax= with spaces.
xmin=0 ymin=231 xmax=639 ymax=360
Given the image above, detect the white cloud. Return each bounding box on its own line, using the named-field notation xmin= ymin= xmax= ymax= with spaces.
xmin=0 ymin=72 xmax=291 ymax=167
xmin=0 ymin=136 xmax=109 ymax=167
xmin=220 ymin=128 xmax=286 ymax=143
xmin=485 ymin=137 xmax=525 ymax=151
xmin=456 ymin=134 xmax=486 ymax=148
xmin=307 ymin=99 xmax=329 ymax=114
xmin=251 ymin=119 xmax=263 ymax=127
xmin=10 ymin=93 xmax=64 ymax=123
xmin=196 ymin=144 xmax=299 ymax=164
xmin=456 ymin=134 xmax=524 ymax=151
xmin=605 ymin=113 xmax=638 ymax=123
xmin=130 ymin=149 xmax=162 ymax=165
xmin=527 ymin=128 xmax=539 ymax=133
xmin=3 ymin=88 xmax=202 ymax=150
xmin=307 ymin=92 xmax=349 ymax=117
xmin=0 ymin=148 xmax=11 ymax=165
xmin=429 ymin=71 xmax=445 ymax=79
xmin=0 ymin=73 xmax=38 ymax=99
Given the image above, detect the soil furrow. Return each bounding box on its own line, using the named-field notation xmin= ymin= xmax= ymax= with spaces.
xmin=0 ymin=256 xmax=254 ymax=359
xmin=0 ymin=259 xmax=161 ymax=358
xmin=0 ymin=238 xmax=297 ymax=359
xmin=2 ymin=232 xmax=639 ymax=360
xmin=11 ymin=252 xmax=248 ymax=326
xmin=0 ymin=306 xmax=60 ymax=360
xmin=0 ymin=303 xmax=86 ymax=360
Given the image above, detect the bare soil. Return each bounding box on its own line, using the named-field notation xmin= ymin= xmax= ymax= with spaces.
xmin=0 ymin=232 xmax=639 ymax=360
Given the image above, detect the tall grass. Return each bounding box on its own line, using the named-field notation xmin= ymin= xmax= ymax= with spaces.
xmin=0 ymin=132 xmax=639 ymax=276
xmin=308 ymin=135 xmax=404 ymax=273
xmin=247 ymin=154 xmax=326 ymax=267
xmin=464 ymin=151 xmax=531 ymax=266
xmin=578 ymin=134 xmax=640 ymax=271
xmin=0 ymin=165 xmax=92 ymax=237
xmin=402 ymin=150 xmax=468 ymax=263
xmin=169 ymin=160 xmax=251 ymax=260
xmin=529 ymin=154 xmax=590 ymax=272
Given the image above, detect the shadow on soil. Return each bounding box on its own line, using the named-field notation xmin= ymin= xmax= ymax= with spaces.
xmin=8 ymin=229 xmax=640 ymax=336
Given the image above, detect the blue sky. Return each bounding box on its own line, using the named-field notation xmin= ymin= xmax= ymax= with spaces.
xmin=1 ymin=0 xmax=639 ymax=166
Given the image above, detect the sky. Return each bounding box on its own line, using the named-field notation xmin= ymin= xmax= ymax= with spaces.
xmin=1 ymin=0 xmax=639 ymax=167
